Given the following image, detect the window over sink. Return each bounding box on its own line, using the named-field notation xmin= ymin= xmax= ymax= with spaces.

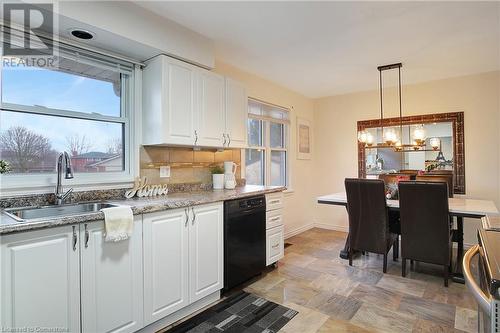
xmin=245 ymin=99 xmax=289 ymax=187
xmin=0 ymin=42 xmax=137 ymax=190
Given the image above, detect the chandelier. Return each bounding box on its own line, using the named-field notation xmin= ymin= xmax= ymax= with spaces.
xmin=358 ymin=63 xmax=426 ymax=152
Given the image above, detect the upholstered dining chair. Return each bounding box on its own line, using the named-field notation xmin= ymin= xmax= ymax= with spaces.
xmin=344 ymin=178 xmax=399 ymax=273
xmin=416 ymin=174 xmax=454 ymax=198
xmin=398 ymin=181 xmax=453 ymax=287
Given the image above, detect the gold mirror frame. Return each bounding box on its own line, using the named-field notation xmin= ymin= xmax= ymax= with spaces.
xmin=357 ymin=112 xmax=465 ymax=194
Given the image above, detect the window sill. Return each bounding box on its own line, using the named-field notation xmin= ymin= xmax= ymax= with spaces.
xmin=283 ymin=188 xmax=294 ymax=196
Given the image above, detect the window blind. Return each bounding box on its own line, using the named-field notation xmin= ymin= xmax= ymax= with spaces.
xmin=1 ymin=25 xmax=135 ymax=74
xmin=248 ymin=98 xmax=290 ymax=124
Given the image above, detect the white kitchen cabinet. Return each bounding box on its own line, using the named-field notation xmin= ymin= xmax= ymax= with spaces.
xmin=0 ymin=225 xmax=81 ymax=332
xmin=80 ymin=218 xmax=144 ymax=333
xmin=225 ymin=78 xmax=248 ymax=148
xmin=143 ymin=55 xmax=196 ymax=146
xmin=143 ymin=208 xmax=190 ymax=325
xmin=266 ymin=225 xmax=284 ymax=266
xmin=198 ymin=71 xmax=226 ymax=147
xmin=143 ymin=55 xmax=248 ymax=149
xmin=189 ymin=203 xmax=224 ymax=303
xmin=265 ymin=192 xmax=285 ymax=266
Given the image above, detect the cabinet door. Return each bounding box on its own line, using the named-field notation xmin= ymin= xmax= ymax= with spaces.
xmin=189 ymin=203 xmax=223 ymax=302
xmin=198 ymin=71 xmax=226 ymax=147
xmin=166 ymin=59 xmax=197 ymax=145
xmin=266 ymin=225 xmax=284 ymax=266
xmin=143 ymin=209 xmax=190 ymax=325
xmin=0 ymin=225 xmax=80 ymax=332
xmin=225 ymin=78 xmax=248 ymax=148
xmin=80 ymin=218 xmax=143 ymax=333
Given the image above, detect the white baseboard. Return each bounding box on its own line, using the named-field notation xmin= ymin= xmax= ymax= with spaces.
xmin=284 ymin=222 xmax=349 ymax=239
xmin=284 ymin=223 xmax=314 ymax=239
xmin=313 ymin=223 xmax=349 ymax=233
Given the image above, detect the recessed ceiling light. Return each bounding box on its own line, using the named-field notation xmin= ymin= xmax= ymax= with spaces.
xmin=70 ymin=29 xmax=95 ymax=40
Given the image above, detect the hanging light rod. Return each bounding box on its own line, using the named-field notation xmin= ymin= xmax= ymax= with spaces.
xmin=377 ymin=63 xmax=402 ymax=71
xmin=358 ymin=62 xmax=427 ymax=152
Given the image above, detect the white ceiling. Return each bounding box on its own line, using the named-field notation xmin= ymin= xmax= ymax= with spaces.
xmin=137 ymin=1 xmax=500 ymax=98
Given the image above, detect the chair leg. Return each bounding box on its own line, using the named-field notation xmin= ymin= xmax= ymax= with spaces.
xmin=402 ymin=258 xmax=406 ymax=277
xmin=348 ymin=249 xmax=353 ymax=267
xmin=383 ymin=254 xmax=388 ymax=273
xmin=444 ymin=265 xmax=449 ymax=287
xmin=393 ymin=237 xmax=399 ymax=262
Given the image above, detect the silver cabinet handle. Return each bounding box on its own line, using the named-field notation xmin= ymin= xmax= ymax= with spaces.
xmin=227 ymin=134 xmax=231 ymax=146
xmin=194 ymin=130 xmax=198 ymax=146
xmin=184 ymin=208 xmax=189 ymax=227
xmin=191 ymin=207 xmax=196 ymax=225
xmin=272 ymin=243 xmax=280 ymax=249
xmin=270 ymin=216 xmax=281 ymax=222
xmin=84 ymin=224 xmax=89 ymax=248
xmin=222 ymin=134 xmax=227 ymax=146
xmin=463 ymin=245 xmax=491 ymax=314
xmin=72 ymin=225 xmax=77 ymax=251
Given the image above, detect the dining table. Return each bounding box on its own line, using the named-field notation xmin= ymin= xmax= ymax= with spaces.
xmin=317 ymin=192 xmax=499 ymax=283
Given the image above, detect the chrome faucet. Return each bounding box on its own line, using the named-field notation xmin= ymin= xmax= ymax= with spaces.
xmin=55 ymin=151 xmax=74 ymax=205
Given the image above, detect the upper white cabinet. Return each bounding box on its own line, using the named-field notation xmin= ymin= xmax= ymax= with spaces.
xmin=1 ymin=225 xmax=81 ymax=332
xmin=225 ymin=78 xmax=248 ymax=148
xmin=80 ymin=218 xmax=144 ymax=333
xmin=198 ymin=71 xmax=226 ymax=147
xmin=143 ymin=55 xmax=247 ymax=148
xmin=143 ymin=56 xmax=196 ymax=146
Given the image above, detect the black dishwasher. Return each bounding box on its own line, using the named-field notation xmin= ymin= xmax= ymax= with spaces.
xmin=224 ymin=195 xmax=266 ymax=291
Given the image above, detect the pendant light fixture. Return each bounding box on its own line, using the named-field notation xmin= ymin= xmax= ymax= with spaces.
xmin=358 ymin=63 xmax=426 ymax=152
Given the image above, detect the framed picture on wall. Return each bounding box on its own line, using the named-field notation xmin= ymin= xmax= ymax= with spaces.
xmin=297 ymin=117 xmax=312 ymax=160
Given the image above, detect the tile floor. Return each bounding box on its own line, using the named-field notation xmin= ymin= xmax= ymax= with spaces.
xmin=244 ymin=228 xmax=478 ymax=333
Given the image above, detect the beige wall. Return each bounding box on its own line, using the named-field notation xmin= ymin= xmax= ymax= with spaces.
xmin=214 ymin=61 xmax=316 ymax=236
xmin=313 ymin=71 xmax=500 ymax=244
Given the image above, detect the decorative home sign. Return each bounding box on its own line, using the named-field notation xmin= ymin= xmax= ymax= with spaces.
xmin=297 ymin=117 xmax=312 ymax=160
xmin=125 ymin=177 xmax=169 ymax=198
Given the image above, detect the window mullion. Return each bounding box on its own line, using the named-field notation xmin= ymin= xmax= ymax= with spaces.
xmin=1 ymin=103 xmax=127 ymax=124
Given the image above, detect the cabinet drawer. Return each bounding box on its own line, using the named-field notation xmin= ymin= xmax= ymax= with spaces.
xmin=266 ymin=209 xmax=283 ymax=229
xmin=266 ymin=225 xmax=284 ymax=266
xmin=266 ymin=192 xmax=284 ymax=211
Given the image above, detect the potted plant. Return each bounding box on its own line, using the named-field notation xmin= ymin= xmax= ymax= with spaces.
xmin=211 ymin=165 xmax=225 ymax=190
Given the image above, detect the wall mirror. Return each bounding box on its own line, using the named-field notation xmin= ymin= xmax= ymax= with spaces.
xmin=357 ymin=112 xmax=465 ymax=194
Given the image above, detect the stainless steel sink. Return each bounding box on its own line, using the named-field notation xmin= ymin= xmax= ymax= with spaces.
xmin=2 ymin=202 xmax=119 ymax=222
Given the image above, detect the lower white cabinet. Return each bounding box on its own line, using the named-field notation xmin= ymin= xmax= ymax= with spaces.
xmin=266 ymin=225 xmax=285 ymax=266
xmin=143 ymin=202 xmax=223 ymax=325
xmin=80 ymin=218 xmax=144 ymax=333
xmin=1 ymin=220 xmax=143 ymax=333
xmin=1 ymin=225 xmax=81 ymax=332
xmin=143 ymin=208 xmax=190 ymax=325
xmin=1 ymin=203 xmax=224 ymax=332
xmin=189 ymin=203 xmax=223 ymax=302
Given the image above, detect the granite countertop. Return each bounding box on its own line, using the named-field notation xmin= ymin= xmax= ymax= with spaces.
xmin=0 ymin=185 xmax=285 ymax=235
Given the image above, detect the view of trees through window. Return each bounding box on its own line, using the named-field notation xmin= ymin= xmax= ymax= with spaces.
xmin=0 ymin=58 xmax=127 ymax=175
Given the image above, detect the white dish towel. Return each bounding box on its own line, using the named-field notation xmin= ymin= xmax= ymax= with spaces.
xmin=101 ymin=206 xmax=134 ymax=242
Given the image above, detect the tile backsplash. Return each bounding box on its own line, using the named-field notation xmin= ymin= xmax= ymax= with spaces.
xmin=140 ymin=146 xmax=242 ymax=185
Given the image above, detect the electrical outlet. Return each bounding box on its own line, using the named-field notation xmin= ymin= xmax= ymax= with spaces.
xmin=159 ymin=165 xmax=170 ymax=178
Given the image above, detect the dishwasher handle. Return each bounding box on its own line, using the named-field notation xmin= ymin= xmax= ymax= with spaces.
xmin=463 ymin=244 xmax=491 ymax=314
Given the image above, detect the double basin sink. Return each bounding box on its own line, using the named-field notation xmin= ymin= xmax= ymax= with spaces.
xmin=3 ymin=202 xmax=119 ymax=222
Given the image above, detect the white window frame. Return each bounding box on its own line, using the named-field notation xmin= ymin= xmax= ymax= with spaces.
xmin=246 ymin=99 xmax=290 ymax=188
xmin=0 ymin=53 xmax=139 ymax=194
